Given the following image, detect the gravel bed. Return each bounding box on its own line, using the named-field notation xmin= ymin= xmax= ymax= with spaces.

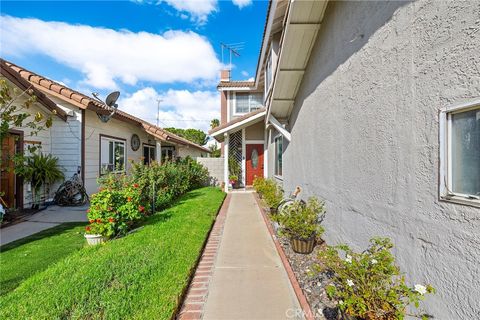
xmin=268 ymin=218 xmax=339 ymax=320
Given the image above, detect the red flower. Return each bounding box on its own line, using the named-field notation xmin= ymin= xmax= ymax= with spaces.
xmin=133 ymin=183 xmax=139 ymax=188
xmin=109 ymin=217 xmax=115 ymax=223
xmin=85 ymin=226 xmax=91 ymax=231
xmin=96 ymin=218 xmax=102 ymax=223
xmin=127 ymin=197 xmax=132 ymax=202
xmin=138 ymin=205 xmax=145 ymax=212
xmin=89 ymin=219 xmax=95 ymax=223
xmin=86 ymin=209 xmax=90 ymax=213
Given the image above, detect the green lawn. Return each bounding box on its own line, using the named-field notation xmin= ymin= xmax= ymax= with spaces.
xmin=0 ymin=222 xmax=87 ymax=296
xmin=0 ymin=187 xmax=225 ymax=320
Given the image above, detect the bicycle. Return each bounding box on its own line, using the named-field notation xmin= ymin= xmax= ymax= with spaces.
xmin=54 ymin=171 xmax=89 ymax=206
xmin=275 ymin=186 xmax=325 ymax=224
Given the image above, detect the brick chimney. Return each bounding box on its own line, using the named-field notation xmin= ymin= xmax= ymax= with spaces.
xmin=220 ymin=69 xmax=230 ymax=82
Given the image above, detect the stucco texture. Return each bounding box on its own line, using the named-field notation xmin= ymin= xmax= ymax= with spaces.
xmin=283 ymin=1 xmax=480 ymax=318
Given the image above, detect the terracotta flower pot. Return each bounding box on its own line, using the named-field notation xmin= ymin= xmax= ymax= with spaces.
xmin=85 ymin=234 xmax=107 ymax=245
xmin=291 ymin=235 xmax=316 ymax=254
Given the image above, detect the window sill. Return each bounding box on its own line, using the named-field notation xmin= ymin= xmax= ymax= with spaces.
xmin=440 ymin=195 xmax=480 ymax=208
xmin=274 ymin=175 xmax=283 ymax=181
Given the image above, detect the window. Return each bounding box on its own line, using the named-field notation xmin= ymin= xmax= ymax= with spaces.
xmin=235 ymin=93 xmax=263 ymax=114
xmin=143 ymin=144 xmax=156 ymax=165
xmin=274 ymin=135 xmax=283 ymax=177
xmin=440 ymin=102 xmax=480 ymax=206
xmin=162 ymin=146 xmax=175 ymax=162
xmin=265 ymin=53 xmax=273 ymax=93
xmin=100 ymin=136 xmax=126 ymax=174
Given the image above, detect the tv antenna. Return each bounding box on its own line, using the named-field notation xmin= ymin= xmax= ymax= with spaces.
xmin=221 ymin=42 xmax=245 ymax=69
xmin=92 ymin=91 xmax=120 ymax=123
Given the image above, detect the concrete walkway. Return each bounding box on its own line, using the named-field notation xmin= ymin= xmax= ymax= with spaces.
xmin=0 ymin=204 xmax=88 ymax=246
xmin=202 ymin=192 xmax=302 ymax=320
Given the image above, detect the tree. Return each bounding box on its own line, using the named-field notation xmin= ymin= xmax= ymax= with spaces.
xmin=164 ymin=127 xmax=208 ymax=146
xmin=209 ymin=143 xmax=221 ymax=158
xmin=0 ymin=79 xmax=53 ymax=148
xmin=210 ymin=118 xmax=220 ymax=129
xmin=0 ymin=79 xmax=54 ymax=202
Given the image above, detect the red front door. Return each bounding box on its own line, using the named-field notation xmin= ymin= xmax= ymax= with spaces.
xmin=246 ymin=144 xmax=264 ymax=186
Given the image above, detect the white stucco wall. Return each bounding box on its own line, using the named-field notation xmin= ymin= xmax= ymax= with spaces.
xmin=280 ymin=1 xmax=480 ymax=318
xmin=84 ymin=110 xmax=154 ymax=194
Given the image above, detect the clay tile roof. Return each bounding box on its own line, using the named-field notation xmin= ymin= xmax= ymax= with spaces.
xmin=0 ymin=59 xmax=68 ymax=121
xmin=217 ymin=80 xmax=255 ymax=89
xmin=209 ymin=107 xmax=266 ymax=135
xmin=1 ymin=59 xmax=210 ymax=153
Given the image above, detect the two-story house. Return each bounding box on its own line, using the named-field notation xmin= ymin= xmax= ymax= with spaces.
xmin=211 ymin=0 xmax=480 ymax=317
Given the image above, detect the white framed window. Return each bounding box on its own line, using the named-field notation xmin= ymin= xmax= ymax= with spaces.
xmin=439 ymin=100 xmax=480 ymax=207
xmin=143 ymin=144 xmax=156 ymax=165
xmin=234 ymin=93 xmax=263 ymax=115
xmin=100 ymin=135 xmax=126 ymax=174
xmin=274 ymin=135 xmax=283 ymax=177
xmin=162 ymin=146 xmax=175 ymax=162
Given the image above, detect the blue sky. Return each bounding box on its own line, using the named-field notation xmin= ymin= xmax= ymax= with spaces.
xmin=0 ymin=0 xmax=268 ymax=132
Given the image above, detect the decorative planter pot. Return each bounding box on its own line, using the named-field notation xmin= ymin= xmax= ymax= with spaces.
xmin=85 ymin=234 xmax=107 ymax=245
xmin=291 ymin=235 xmax=316 ymax=254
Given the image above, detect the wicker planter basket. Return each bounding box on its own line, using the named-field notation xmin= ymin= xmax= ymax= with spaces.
xmin=290 ymin=235 xmax=316 ymax=254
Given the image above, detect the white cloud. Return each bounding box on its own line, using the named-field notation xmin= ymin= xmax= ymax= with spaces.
xmin=162 ymin=0 xmax=217 ymax=24
xmin=232 ymin=0 xmax=252 ymax=9
xmin=241 ymin=70 xmax=249 ymax=77
xmin=0 ymin=16 xmax=222 ymax=89
xmin=119 ymin=87 xmax=219 ymax=133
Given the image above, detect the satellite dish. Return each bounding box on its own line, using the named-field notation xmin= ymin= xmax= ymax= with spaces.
xmin=92 ymin=91 xmax=121 ymax=123
xmin=105 ymin=91 xmax=120 ymax=108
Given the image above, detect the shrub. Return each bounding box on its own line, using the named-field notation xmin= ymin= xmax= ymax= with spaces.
xmin=317 ymin=237 xmax=435 ymax=320
xmin=130 ymin=157 xmax=209 ymax=211
xmin=88 ymin=157 xmax=209 ymax=238
xmin=276 ymin=197 xmax=325 ymax=240
xmin=263 ymin=180 xmax=284 ymax=210
xmin=253 ymin=176 xmax=266 ymax=196
xmin=88 ymin=174 xmax=147 ymax=238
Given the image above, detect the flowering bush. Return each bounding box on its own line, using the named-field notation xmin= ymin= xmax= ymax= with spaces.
xmin=275 ymin=197 xmax=325 ymax=240
xmin=87 ymin=174 xmax=148 ymax=238
xmin=130 ymin=157 xmax=209 ymax=211
xmin=317 ymin=237 xmax=435 ymax=320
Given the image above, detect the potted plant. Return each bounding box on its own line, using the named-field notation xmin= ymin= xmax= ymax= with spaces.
xmin=229 ymin=175 xmax=239 ymax=189
xmin=15 ymin=153 xmax=65 ymax=209
xmin=85 ymin=173 xmax=148 ymax=245
xmin=84 ymin=222 xmax=108 ymax=245
xmin=228 ymin=156 xmax=242 ymax=188
xmin=276 ymin=197 xmax=325 ymax=254
xmin=318 ymin=237 xmax=435 ymax=320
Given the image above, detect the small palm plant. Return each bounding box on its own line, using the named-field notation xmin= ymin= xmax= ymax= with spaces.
xmin=16 ymin=153 xmax=64 ymax=208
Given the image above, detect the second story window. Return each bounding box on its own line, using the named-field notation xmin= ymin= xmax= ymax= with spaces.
xmin=235 ymin=93 xmax=263 ymax=114
xmin=266 ymin=53 xmax=273 ymax=93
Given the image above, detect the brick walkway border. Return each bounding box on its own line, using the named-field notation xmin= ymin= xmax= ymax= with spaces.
xmin=254 ymin=193 xmax=315 ymax=320
xmin=177 ymin=193 xmax=231 ymax=320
